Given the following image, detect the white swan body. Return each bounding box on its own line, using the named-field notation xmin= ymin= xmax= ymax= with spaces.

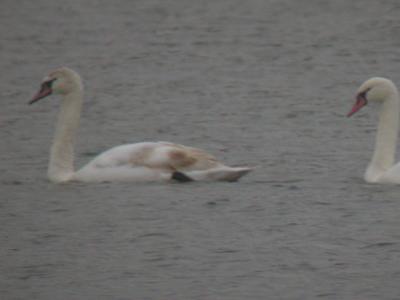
xmin=30 ymin=67 xmax=252 ymax=183
xmin=348 ymin=77 xmax=400 ymax=183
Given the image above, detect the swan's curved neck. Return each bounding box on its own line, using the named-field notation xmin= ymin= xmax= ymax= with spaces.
xmin=48 ymin=90 xmax=82 ymax=182
xmin=365 ymin=90 xmax=399 ymax=182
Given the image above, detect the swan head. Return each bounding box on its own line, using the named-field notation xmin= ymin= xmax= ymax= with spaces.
xmin=29 ymin=67 xmax=83 ymax=104
xmin=347 ymin=77 xmax=397 ymax=117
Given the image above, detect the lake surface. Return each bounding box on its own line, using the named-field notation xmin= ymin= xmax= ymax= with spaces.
xmin=2 ymin=0 xmax=400 ymax=299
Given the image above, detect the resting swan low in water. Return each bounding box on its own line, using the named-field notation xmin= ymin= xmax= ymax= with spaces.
xmin=348 ymin=77 xmax=400 ymax=184
xmin=29 ymin=67 xmax=252 ymax=183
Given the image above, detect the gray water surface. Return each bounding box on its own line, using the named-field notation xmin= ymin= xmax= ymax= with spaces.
xmin=2 ymin=0 xmax=400 ymax=299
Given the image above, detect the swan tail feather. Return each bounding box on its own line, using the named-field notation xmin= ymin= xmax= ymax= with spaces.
xmin=214 ymin=167 xmax=253 ymax=182
xmin=184 ymin=166 xmax=253 ymax=182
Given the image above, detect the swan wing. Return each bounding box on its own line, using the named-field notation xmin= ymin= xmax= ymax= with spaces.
xmin=82 ymin=141 xmax=221 ymax=172
xmin=155 ymin=142 xmax=221 ymax=171
xmin=73 ymin=141 xmax=251 ymax=182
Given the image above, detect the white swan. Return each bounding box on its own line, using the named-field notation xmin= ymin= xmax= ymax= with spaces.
xmin=348 ymin=77 xmax=400 ymax=183
xmin=29 ymin=67 xmax=252 ymax=183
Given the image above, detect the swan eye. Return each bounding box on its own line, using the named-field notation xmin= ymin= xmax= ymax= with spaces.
xmin=44 ymin=78 xmax=57 ymax=88
xmin=359 ymin=87 xmax=371 ymax=99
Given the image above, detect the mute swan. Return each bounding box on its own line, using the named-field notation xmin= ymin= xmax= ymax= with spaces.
xmin=29 ymin=67 xmax=252 ymax=183
xmin=348 ymin=77 xmax=400 ymax=183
